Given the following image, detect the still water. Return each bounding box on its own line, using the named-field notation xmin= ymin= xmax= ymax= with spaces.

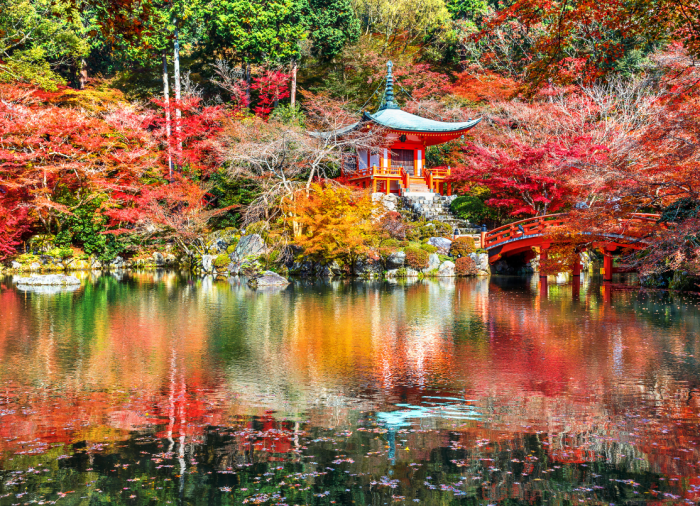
xmin=1 ymin=272 xmax=700 ymax=505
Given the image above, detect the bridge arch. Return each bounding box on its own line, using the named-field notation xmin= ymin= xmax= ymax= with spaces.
xmin=481 ymin=213 xmax=661 ymax=280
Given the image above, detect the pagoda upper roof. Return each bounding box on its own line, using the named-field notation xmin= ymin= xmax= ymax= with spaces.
xmin=363 ymin=109 xmax=481 ymax=133
xmin=309 ymin=61 xmax=481 ymax=140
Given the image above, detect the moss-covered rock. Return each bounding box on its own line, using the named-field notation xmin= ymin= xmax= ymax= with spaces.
xmin=213 ymin=254 xmax=230 ymax=270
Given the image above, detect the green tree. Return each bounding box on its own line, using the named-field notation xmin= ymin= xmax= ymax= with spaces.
xmin=0 ymin=0 xmax=90 ymax=89
xmin=304 ymin=0 xmax=360 ymax=61
xmin=352 ymin=0 xmax=450 ymax=51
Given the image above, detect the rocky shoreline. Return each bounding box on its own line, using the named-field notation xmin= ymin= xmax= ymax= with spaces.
xmin=2 ymin=232 xmax=492 ymax=280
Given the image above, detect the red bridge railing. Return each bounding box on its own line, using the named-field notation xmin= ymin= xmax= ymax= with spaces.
xmin=482 ymin=213 xmax=662 ymax=250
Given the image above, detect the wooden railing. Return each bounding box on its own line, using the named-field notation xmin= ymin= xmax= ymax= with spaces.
xmin=349 ymin=165 xmax=403 ymax=179
xmin=482 ymin=212 xmax=662 ymax=250
xmin=483 ymin=214 xmax=566 ymax=249
xmin=425 ymin=167 xmax=451 ymax=178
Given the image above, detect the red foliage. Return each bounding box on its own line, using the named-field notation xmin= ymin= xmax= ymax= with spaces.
xmin=449 ymin=71 xmax=520 ymax=103
xmin=455 ymin=256 xmax=478 ymax=276
xmin=0 ymin=197 xmax=30 ymax=259
xmin=478 ymin=0 xmax=700 ymax=89
xmin=451 ymin=137 xmax=603 ymax=216
xmin=391 ymin=63 xmax=450 ymax=101
xmin=251 ymin=70 xmax=290 ymax=119
xmin=0 ymin=83 xmax=160 ymax=235
xmin=151 ymin=96 xmax=223 ymax=176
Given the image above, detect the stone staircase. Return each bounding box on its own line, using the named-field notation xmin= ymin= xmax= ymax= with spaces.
xmin=408 ymin=182 xmax=429 ymax=193
xmin=401 ymin=194 xmax=481 ymax=235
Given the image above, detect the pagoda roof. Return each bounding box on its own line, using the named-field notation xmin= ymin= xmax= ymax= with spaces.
xmin=309 ymin=61 xmax=481 ymax=140
xmin=363 ymin=109 xmax=481 ymax=133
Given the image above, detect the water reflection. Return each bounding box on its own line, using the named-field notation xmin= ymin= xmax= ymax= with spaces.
xmin=0 ymin=273 xmax=699 ymax=504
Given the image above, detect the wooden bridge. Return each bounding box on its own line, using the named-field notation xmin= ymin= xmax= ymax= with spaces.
xmin=479 ymin=213 xmax=662 ymax=280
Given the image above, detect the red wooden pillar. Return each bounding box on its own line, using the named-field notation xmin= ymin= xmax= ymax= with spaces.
xmin=571 ymin=257 xmax=581 ymax=277
xmin=572 ymin=275 xmax=581 ymax=300
xmin=539 ymin=246 xmax=549 ymax=278
xmin=539 ymin=276 xmax=548 ymax=299
xmin=603 ymin=252 xmax=613 ymax=282
xmin=447 ymin=183 xmax=452 ymax=196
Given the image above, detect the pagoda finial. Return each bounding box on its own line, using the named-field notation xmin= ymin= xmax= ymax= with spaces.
xmin=379 ymin=60 xmax=399 ymax=111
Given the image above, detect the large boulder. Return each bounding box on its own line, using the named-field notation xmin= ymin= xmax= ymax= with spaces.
xmin=153 ymin=252 xmax=165 ymax=267
xmin=354 ymin=257 xmax=382 ymax=277
xmin=437 ymin=261 xmax=456 ymax=277
xmin=428 ymin=237 xmax=452 ymax=255
xmin=230 ymin=234 xmax=266 ymax=263
xmin=469 ymin=252 xmax=490 ymax=276
xmin=248 ymin=271 xmax=290 ymax=288
xmin=201 ymin=254 xmax=214 ymax=273
xmin=111 ymin=256 xmax=124 ymax=269
xmin=11 ymin=261 xmax=21 ymax=269
xmin=386 ymin=251 xmax=406 ymax=269
xmin=289 ymin=258 xmax=315 ymax=277
xmin=387 ymin=268 xmax=421 ymax=278
xmin=15 ymin=274 xmax=80 ymax=286
xmin=423 ymin=253 xmax=441 ymax=274
xmin=314 ymin=260 xmax=343 ymax=278
xmin=211 ymin=238 xmax=229 ymax=254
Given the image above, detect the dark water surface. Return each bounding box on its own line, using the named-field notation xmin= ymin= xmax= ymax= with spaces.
xmin=1 ymin=273 xmax=700 ymax=505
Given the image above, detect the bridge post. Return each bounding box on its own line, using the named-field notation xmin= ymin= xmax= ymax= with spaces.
xmin=572 ymin=275 xmax=581 ymax=299
xmin=539 ymin=276 xmax=548 ymax=299
xmin=603 ymin=252 xmax=613 ymax=282
xmin=571 ymin=257 xmax=581 ymax=277
xmin=539 ymin=246 xmax=549 ymax=279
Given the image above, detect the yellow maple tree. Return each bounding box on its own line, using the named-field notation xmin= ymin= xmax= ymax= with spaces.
xmin=284 ymin=184 xmax=377 ymax=267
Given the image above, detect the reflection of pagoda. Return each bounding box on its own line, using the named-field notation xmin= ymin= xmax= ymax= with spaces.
xmin=339 ymin=61 xmax=481 ymax=196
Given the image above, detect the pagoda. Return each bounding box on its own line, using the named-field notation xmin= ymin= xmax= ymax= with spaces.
xmin=337 ymin=61 xmax=481 ymax=196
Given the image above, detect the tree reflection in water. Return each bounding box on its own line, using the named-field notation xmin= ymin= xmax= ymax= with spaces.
xmin=0 ymin=272 xmax=699 ymax=504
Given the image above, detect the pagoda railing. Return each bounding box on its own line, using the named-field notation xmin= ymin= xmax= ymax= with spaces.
xmin=348 ymin=165 xmax=403 ymax=179
xmin=425 ymin=167 xmax=451 ymax=178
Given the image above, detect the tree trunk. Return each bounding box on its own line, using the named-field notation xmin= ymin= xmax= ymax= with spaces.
xmin=162 ymin=50 xmax=173 ymax=181
xmin=245 ymin=62 xmax=251 ymax=107
xmin=290 ymin=59 xmax=297 ymax=107
xmin=78 ymin=59 xmax=88 ymax=89
xmin=173 ymin=23 xmax=182 ymax=159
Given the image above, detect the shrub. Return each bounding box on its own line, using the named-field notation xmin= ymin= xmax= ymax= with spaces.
xmin=455 ymin=256 xmax=478 ymax=276
xmin=420 ymin=243 xmax=438 ymax=254
xmin=244 ymin=220 xmax=269 ymax=238
xmin=426 ymin=220 xmax=452 ymax=238
xmin=404 ymin=246 xmax=429 ymax=270
xmin=378 ymin=246 xmax=399 ymax=262
xmin=450 ymin=236 xmax=476 ymax=258
xmin=213 ymin=254 xmax=230 ymax=269
xmin=48 ymin=247 xmax=74 ymax=259
xmin=378 ymin=211 xmax=407 ymax=240
xmin=28 ymin=234 xmax=56 ymax=253
xmin=450 ymin=195 xmax=492 ymax=224
xmin=379 ymin=238 xmax=401 ymax=249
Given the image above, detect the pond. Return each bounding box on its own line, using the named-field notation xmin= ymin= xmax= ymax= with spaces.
xmin=1 ymin=272 xmax=700 ymax=505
